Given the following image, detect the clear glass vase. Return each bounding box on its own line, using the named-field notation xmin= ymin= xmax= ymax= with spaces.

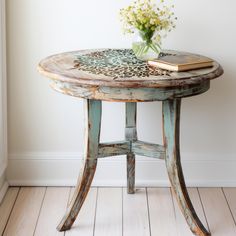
xmin=132 ymin=31 xmax=161 ymax=61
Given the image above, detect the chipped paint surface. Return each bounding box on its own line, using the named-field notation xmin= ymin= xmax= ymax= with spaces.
xmin=51 ymin=80 xmax=210 ymax=102
xmin=98 ymin=141 xmax=130 ymax=158
xmin=163 ymin=99 xmax=210 ymax=236
xmin=38 ymin=49 xmax=223 ymax=89
xmin=38 ymin=49 xmax=223 ymax=235
xmin=57 ymin=100 xmax=101 ymax=231
xmin=132 ymin=140 xmax=165 ymax=159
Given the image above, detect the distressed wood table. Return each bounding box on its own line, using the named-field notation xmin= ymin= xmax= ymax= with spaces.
xmin=38 ymin=49 xmax=223 ymax=236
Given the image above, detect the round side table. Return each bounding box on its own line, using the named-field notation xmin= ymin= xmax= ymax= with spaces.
xmin=38 ymin=49 xmax=223 ymax=236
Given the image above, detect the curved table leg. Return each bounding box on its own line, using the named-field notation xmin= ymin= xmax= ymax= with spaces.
xmin=126 ymin=102 xmax=137 ymax=194
xmin=162 ymin=99 xmax=210 ymax=236
xmin=57 ymin=99 xmax=102 ymax=231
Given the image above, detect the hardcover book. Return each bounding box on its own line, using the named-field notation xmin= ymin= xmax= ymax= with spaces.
xmin=148 ymin=54 xmax=214 ymax=72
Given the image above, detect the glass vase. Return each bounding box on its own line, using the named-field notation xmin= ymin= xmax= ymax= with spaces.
xmin=132 ymin=31 xmax=161 ymax=61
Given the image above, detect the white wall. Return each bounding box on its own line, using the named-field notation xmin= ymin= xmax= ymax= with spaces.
xmin=6 ymin=0 xmax=236 ymax=186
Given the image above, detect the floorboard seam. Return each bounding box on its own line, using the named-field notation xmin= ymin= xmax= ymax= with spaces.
xmin=146 ymin=188 xmax=152 ymax=236
xmin=93 ymin=187 xmax=98 ymax=236
xmin=2 ymin=187 xmax=20 ymax=236
xmin=197 ymin=188 xmax=211 ymax=232
xmin=32 ymin=187 xmax=47 ymax=236
xmin=122 ymin=187 xmax=124 ymax=236
xmin=222 ymin=188 xmax=236 ymax=226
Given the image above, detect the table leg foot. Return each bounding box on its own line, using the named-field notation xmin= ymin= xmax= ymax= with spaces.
xmin=57 ymin=159 xmax=97 ymax=231
xmin=57 ymin=99 xmax=102 ymax=231
xmin=163 ymin=99 xmax=210 ymax=236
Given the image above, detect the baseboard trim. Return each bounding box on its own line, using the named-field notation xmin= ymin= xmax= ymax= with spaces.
xmin=8 ymin=179 xmax=236 ymax=188
xmin=7 ymin=152 xmax=236 ymax=187
xmin=0 ymin=181 xmax=9 ymax=203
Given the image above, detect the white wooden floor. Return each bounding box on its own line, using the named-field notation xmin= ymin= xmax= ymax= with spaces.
xmin=0 ymin=187 xmax=236 ymax=236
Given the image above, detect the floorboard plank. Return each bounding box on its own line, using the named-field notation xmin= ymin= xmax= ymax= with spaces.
xmin=94 ymin=188 xmax=122 ymax=236
xmin=223 ymin=188 xmax=236 ymax=223
xmin=0 ymin=188 xmax=19 ymax=235
xmin=3 ymin=187 xmax=236 ymax=236
xmin=65 ymin=188 xmax=97 ymax=236
xmin=199 ymin=188 xmax=236 ymax=236
xmin=3 ymin=187 xmax=46 ymax=236
xmin=147 ymin=187 xmax=177 ymax=236
xmin=123 ymin=188 xmax=150 ymax=236
xmin=34 ymin=187 xmax=71 ymax=236
xmin=172 ymin=188 xmax=208 ymax=236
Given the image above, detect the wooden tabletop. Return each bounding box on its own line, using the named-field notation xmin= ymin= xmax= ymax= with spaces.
xmin=38 ymin=49 xmax=223 ymax=89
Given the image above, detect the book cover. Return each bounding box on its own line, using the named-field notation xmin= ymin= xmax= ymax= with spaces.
xmin=148 ymin=54 xmax=214 ymax=72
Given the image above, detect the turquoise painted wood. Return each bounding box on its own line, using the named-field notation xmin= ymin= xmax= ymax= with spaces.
xmin=98 ymin=140 xmax=166 ymax=160
xmin=132 ymin=141 xmax=165 ymax=159
xmin=38 ymin=49 xmax=223 ymax=236
xmin=162 ymin=99 xmax=210 ymax=236
xmin=51 ymin=80 xmax=210 ymax=102
xmin=57 ymin=99 xmax=102 ymax=231
xmin=98 ymin=141 xmax=130 ymax=158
